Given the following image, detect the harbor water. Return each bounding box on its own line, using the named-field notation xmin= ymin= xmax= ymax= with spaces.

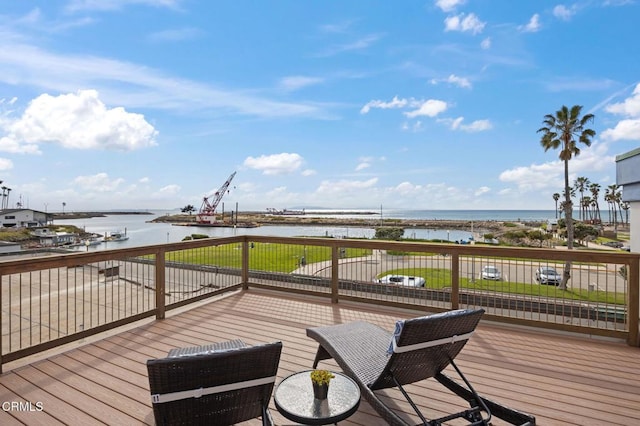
xmin=55 ymin=209 xmax=597 ymax=251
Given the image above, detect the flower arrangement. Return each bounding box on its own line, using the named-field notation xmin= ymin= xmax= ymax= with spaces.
xmin=310 ymin=369 xmax=334 ymax=386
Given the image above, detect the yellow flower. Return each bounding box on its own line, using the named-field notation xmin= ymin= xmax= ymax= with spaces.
xmin=310 ymin=369 xmax=334 ymax=385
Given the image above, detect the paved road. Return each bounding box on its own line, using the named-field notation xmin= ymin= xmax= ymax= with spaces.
xmin=293 ymin=248 xmax=627 ymax=294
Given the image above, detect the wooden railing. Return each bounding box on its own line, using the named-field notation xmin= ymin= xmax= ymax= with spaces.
xmin=1 ymin=235 xmax=638 ymax=371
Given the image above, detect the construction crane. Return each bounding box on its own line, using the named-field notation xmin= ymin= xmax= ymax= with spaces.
xmin=197 ymin=172 xmax=236 ymax=224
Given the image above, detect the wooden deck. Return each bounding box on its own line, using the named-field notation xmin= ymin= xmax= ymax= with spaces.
xmin=0 ymin=288 xmax=638 ymax=425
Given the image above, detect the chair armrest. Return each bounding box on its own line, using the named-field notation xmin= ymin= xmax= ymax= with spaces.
xmin=167 ymin=339 xmax=247 ymax=357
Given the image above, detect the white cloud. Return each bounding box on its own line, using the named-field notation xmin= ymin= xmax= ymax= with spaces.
xmin=553 ymin=4 xmax=577 ymax=21
xmin=355 ymin=162 xmax=371 ymax=171
xmin=1 ymin=90 xmax=158 ymax=153
xmin=431 ymin=74 xmax=472 ymax=89
xmin=602 ymin=84 xmax=640 ymax=141
xmin=316 ymin=178 xmax=378 ymax=195
xmin=461 ymin=119 xmax=492 ymax=132
xmin=279 ymin=76 xmax=324 ymax=92
xmin=156 ymin=184 xmax=181 ymax=195
xmin=0 ymin=158 xmax=13 ymax=170
xmin=499 ymin=143 xmax=614 ymax=191
xmin=434 ymin=0 xmax=466 ymax=12
xmin=301 ymin=169 xmax=317 ymax=176
xmin=317 ymin=34 xmax=382 ymax=57
xmin=499 ymin=162 xmax=562 ymax=191
xmin=605 ymin=83 xmax=640 ymax=117
xmin=601 ymin=120 xmax=640 ymax=141
xmin=441 ymin=117 xmax=492 ymax=132
xmin=73 ymin=172 xmax=125 ymax=192
xmin=66 ymin=0 xmax=182 ymax=13
xmin=243 ymin=152 xmax=304 ymax=175
xmin=480 ymin=37 xmax=491 ymax=49
xmin=475 ymin=186 xmax=490 ymax=196
xmin=0 ymin=41 xmax=325 ymax=119
xmin=520 ymin=14 xmax=541 ymax=32
xmin=444 ymin=13 xmax=486 ymax=35
xmin=360 ymin=96 xmax=408 ymax=114
xmin=404 ymin=100 xmax=448 ymax=118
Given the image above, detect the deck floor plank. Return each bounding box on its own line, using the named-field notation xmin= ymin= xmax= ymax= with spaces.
xmin=1 ymin=289 xmax=639 ymax=425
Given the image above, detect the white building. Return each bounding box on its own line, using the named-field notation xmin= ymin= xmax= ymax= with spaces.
xmin=33 ymin=229 xmax=78 ymax=247
xmin=616 ymin=148 xmax=639 ymax=252
xmin=0 ymin=209 xmax=52 ymax=228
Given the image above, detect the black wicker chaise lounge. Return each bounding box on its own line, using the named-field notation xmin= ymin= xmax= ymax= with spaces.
xmin=307 ymin=309 xmax=536 ymax=425
xmin=147 ymin=339 xmax=282 ymax=426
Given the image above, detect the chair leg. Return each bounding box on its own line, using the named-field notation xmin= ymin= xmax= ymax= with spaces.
xmin=391 ymin=363 xmax=492 ymax=426
xmin=262 ymin=404 xmax=274 ymax=426
xmin=391 ymin=375 xmax=430 ymax=425
xmin=312 ymin=345 xmax=332 ymax=368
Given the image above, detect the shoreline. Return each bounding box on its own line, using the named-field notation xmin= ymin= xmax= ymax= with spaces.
xmin=151 ymin=213 xmax=513 ymax=232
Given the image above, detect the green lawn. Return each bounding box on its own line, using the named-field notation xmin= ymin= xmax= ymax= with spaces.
xmin=166 ymin=242 xmax=372 ymax=273
xmin=166 ymin=243 xmax=624 ymax=305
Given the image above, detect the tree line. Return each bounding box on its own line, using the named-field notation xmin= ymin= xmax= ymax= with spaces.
xmin=552 ymin=179 xmax=629 ymax=226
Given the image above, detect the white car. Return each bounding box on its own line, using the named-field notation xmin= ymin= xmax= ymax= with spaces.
xmin=374 ymin=274 xmax=425 ymax=287
xmin=481 ymin=266 xmax=501 ymax=280
xmin=535 ymin=267 xmax=562 ymax=286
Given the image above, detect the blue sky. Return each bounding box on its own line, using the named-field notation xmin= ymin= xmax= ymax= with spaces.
xmin=1 ymin=0 xmax=639 ymax=213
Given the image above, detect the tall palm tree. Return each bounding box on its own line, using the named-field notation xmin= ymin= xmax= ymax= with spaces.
xmin=581 ymin=196 xmax=592 ymax=221
xmin=606 ymin=184 xmax=619 ymax=227
xmin=1 ymin=186 xmax=6 ymax=210
xmin=589 ymin=182 xmax=602 ymax=224
xmin=538 ymin=105 xmax=595 ymax=289
xmin=614 ymin=188 xmax=624 ymax=227
xmin=553 ymin=193 xmax=560 ymax=219
xmin=573 ymin=176 xmax=590 ymax=221
xmin=622 ymin=201 xmax=630 ymax=225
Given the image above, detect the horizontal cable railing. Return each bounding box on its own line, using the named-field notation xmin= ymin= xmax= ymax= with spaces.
xmin=0 ymin=237 xmax=244 ymax=369
xmin=1 ymin=235 xmax=638 ymax=370
xmin=245 ymin=236 xmax=639 ymax=345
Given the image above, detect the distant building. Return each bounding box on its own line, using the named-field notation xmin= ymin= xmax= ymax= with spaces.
xmin=0 ymin=209 xmax=52 ymax=228
xmin=616 ymin=148 xmax=640 ymax=252
xmin=33 ymin=229 xmax=78 ymax=247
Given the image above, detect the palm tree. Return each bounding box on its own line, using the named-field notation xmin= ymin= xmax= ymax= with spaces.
xmin=538 ymin=105 xmax=595 ymax=289
xmin=552 ymin=193 xmax=560 ymax=219
xmin=614 ymin=188 xmax=624 ymax=227
xmin=581 ymin=196 xmax=592 ymax=222
xmin=589 ymin=182 xmax=602 ymax=224
xmin=1 ymin=186 xmax=6 ymax=210
xmin=605 ymin=184 xmax=619 ymax=227
xmin=62 ymin=202 xmax=66 ymax=215
xmin=573 ymin=176 xmax=590 ymax=221
xmin=622 ymin=201 xmax=630 ymax=225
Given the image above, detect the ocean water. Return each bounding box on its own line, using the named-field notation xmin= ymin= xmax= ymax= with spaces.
xmin=55 ymin=209 xmax=612 ymax=251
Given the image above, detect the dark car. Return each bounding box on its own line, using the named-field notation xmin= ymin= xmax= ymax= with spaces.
xmin=535 ymin=267 xmax=562 ymax=286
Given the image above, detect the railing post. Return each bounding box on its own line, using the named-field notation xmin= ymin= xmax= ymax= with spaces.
xmin=331 ymin=246 xmax=339 ymax=303
xmin=628 ymin=259 xmax=639 ymax=347
xmin=155 ymin=249 xmax=166 ymax=320
xmin=451 ymin=253 xmax=459 ymax=310
xmin=0 ymin=273 xmax=3 ymax=374
xmin=242 ymin=239 xmax=249 ymax=290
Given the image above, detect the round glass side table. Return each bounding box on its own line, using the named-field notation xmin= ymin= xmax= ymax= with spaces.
xmin=274 ymin=370 xmax=361 ymax=425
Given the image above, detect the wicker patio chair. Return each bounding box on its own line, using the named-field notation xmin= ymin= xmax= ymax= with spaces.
xmin=307 ymin=309 xmax=535 ymax=426
xmin=147 ymin=340 xmax=282 ymax=426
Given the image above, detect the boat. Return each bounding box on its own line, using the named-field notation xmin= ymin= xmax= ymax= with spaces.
xmin=82 ymin=236 xmax=103 ymax=246
xmin=105 ymin=230 xmax=129 ymax=242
